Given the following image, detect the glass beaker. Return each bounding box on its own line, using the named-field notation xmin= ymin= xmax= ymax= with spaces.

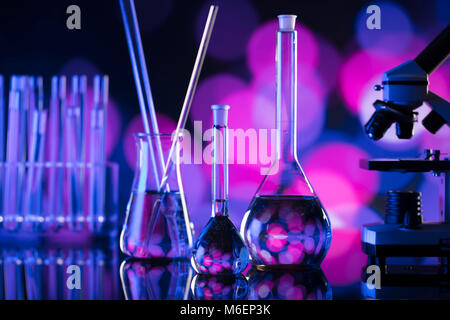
xmin=240 ymin=15 xmax=332 ymax=269
xmin=120 ymin=133 xmax=193 ymax=259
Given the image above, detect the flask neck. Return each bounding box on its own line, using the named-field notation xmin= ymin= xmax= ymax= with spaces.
xmin=276 ymin=29 xmax=298 ymax=164
xmin=133 ymin=134 xmax=179 ymax=192
xmin=211 ymin=124 xmax=229 ymax=217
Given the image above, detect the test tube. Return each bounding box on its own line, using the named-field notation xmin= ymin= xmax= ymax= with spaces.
xmin=0 ymin=75 xmax=4 ymax=229
xmin=46 ymin=76 xmax=60 ymax=230
xmin=70 ymin=75 xmax=84 ymax=231
xmin=0 ymin=75 xmax=4 ymax=162
xmin=4 ymin=80 xmax=20 ymax=231
xmin=23 ymin=110 xmax=40 ymax=231
xmin=58 ymin=76 xmax=67 ymax=227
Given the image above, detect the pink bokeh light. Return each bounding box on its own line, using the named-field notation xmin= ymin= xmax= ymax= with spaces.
xmin=339 ymin=51 xmax=404 ymax=113
xmin=190 ymin=74 xmax=248 ymax=131
xmin=322 ymin=228 xmax=367 ymax=286
xmin=247 ymin=20 xmax=319 ymax=77
xmin=306 ymin=170 xmax=361 ymax=228
xmin=304 ymin=142 xmax=380 ymax=206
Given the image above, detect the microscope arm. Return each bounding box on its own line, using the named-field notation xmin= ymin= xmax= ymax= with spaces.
xmin=414 ymin=25 xmax=450 ymax=75
xmin=423 ymin=91 xmax=450 ymax=134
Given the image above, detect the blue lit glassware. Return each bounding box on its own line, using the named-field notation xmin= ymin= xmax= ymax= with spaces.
xmin=191 ymin=274 xmax=248 ymax=300
xmin=240 ymin=16 xmax=332 ymax=268
xmin=191 ymin=105 xmax=249 ymax=275
xmin=248 ymin=268 xmax=332 ymax=300
xmin=120 ymin=258 xmax=193 ymax=300
xmin=120 ymin=134 xmax=193 ymax=259
xmin=0 ymin=247 xmax=119 ymax=300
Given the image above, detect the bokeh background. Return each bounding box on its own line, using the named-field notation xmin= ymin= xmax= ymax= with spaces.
xmin=0 ymin=0 xmax=448 ymax=297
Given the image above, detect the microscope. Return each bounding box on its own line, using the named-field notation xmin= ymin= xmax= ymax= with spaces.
xmin=360 ymin=25 xmax=450 ymax=299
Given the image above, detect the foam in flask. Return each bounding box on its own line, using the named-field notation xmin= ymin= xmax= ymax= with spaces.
xmin=240 ymin=15 xmax=332 ymax=269
xmin=191 ymin=105 xmax=249 ymax=275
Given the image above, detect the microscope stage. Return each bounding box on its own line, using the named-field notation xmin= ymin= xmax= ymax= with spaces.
xmin=362 ymin=223 xmax=450 ymax=257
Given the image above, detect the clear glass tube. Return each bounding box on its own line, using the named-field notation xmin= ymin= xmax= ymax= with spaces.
xmin=212 ymin=120 xmax=228 ymax=217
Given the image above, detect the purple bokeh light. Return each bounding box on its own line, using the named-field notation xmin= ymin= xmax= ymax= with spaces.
xmin=322 ymin=228 xmax=367 ymax=286
xmin=355 ymin=1 xmax=413 ymax=57
xmin=59 ymin=58 xmax=101 ymax=77
xmin=304 ymin=142 xmax=380 ymax=206
xmin=190 ymin=73 xmax=248 ymax=132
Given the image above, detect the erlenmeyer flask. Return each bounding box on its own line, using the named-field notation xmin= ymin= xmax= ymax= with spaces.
xmin=120 ymin=133 xmax=193 ymax=259
xmin=191 ymin=105 xmax=249 ymax=275
xmin=241 ymin=15 xmax=332 ymax=269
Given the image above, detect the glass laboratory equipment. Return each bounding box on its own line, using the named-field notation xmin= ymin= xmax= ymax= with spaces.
xmin=248 ymin=268 xmax=331 ymax=300
xmin=120 ymin=133 xmax=193 ymax=259
xmin=120 ymin=258 xmax=193 ymax=300
xmin=0 ymin=246 xmax=120 ymax=300
xmin=0 ymin=162 xmax=118 ymax=237
xmin=240 ymin=15 xmax=332 ymax=269
xmin=191 ymin=274 xmax=248 ymax=300
xmin=191 ymin=105 xmax=249 ymax=275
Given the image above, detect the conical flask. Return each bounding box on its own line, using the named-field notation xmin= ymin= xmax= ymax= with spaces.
xmin=191 ymin=105 xmax=249 ymax=275
xmin=120 ymin=133 xmax=193 ymax=259
xmin=241 ymin=15 xmax=332 ymax=269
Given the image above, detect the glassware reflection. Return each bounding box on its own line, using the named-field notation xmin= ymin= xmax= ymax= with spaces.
xmin=248 ymin=268 xmax=332 ymax=300
xmin=0 ymin=246 xmax=119 ymax=300
xmin=120 ymin=258 xmax=193 ymax=300
xmin=191 ymin=274 xmax=248 ymax=300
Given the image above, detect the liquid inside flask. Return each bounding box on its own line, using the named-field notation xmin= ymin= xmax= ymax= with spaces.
xmin=241 ymin=15 xmax=332 ymax=269
xmin=191 ymin=105 xmax=249 ymax=275
xmin=120 ymin=133 xmax=193 ymax=259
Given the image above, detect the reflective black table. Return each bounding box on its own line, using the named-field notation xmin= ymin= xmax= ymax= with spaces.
xmin=1 ymin=238 xmax=448 ymax=300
